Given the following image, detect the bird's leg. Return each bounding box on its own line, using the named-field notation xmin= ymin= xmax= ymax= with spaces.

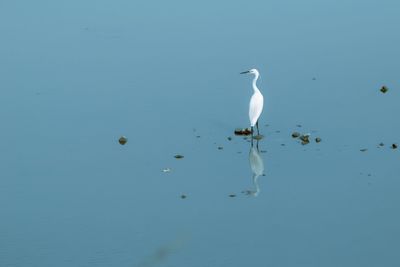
xmin=256 ymin=121 xmax=260 ymax=135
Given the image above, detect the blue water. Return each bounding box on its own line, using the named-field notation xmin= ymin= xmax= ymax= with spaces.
xmin=1 ymin=0 xmax=399 ymax=266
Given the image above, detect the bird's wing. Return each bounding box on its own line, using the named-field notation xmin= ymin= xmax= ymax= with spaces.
xmin=249 ymin=93 xmax=264 ymax=126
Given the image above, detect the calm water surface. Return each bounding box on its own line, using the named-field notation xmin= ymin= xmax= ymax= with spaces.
xmin=1 ymin=0 xmax=399 ymax=266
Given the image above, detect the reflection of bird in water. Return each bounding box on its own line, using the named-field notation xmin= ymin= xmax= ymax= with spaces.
xmin=243 ymin=142 xmax=264 ymax=197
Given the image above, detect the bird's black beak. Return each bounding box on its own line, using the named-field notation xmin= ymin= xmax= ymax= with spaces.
xmin=240 ymin=70 xmax=250 ymax=74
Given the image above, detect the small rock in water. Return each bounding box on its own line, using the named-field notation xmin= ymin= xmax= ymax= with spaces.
xmin=315 ymin=137 xmax=322 ymax=143
xmin=299 ymin=134 xmax=310 ymax=145
xmin=379 ymin=142 xmax=384 ymax=146
xmin=392 ymin=143 xmax=398 ymax=149
xmin=218 ymin=146 xmax=223 ymax=150
xmin=174 ymin=154 xmax=184 ymax=159
xmin=162 ymin=168 xmax=171 ymax=173
xmin=292 ymin=132 xmax=301 ymax=138
xmin=229 ymin=194 xmax=236 ymax=198
xmin=360 ymin=148 xmax=368 ymax=152
xmin=299 ymin=134 xmax=310 ymax=144
xmin=234 ymin=128 xmax=252 ymax=136
xmin=380 ymin=85 xmax=388 ymax=93
xmin=180 ymin=194 xmax=187 ymax=199
xmin=227 ymin=137 xmax=232 ymax=141
xmin=118 ymin=136 xmax=128 ymax=145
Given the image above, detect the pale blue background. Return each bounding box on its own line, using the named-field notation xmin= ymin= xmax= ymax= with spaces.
xmin=1 ymin=0 xmax=399 ymax=266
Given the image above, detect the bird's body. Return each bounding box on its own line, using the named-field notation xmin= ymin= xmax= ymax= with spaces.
xmin=249 ymin=89 xmax=263 ymax=127
xmin=241 ymin=68 xmax=264 ymax=135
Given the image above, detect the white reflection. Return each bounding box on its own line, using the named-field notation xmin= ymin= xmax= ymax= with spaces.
xmin=243 ymin=141 xmax=265 ymax=197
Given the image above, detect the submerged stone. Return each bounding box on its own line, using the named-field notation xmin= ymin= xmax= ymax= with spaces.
xmin=392 ymin=144 xmax=398 ymax=149
xmin=118 ymin=136 xmax=128 ymax=145
xmin=174 ymin=154 xmax=184 ymax=159
xmin=380 ymin=85 xmax=388 ymax=93
xmin=180 ymin=194 xmax=187 ymax=199
xmin=315 ymin=137 xmax=322 ymax=143
xmin=360 ymin=148 xmax=368 ymax=152
xmin=229 ymin=194 xmax=236 ymax=198
xmin=253 ymin=135 xmax=263 ymax=140
xmin=299 ymin=134 xmax=310 ymax=143
xmin=292 ymin=132 xmax=301 ymax=138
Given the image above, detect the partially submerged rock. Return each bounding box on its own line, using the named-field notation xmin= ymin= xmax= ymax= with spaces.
xmin=380 ymin=85 xmax=388 ymax=93
xmin=392 ymin=143 xmax=398 ymax=149
xmin=234 ymin=128 xmax=252 ymax=136
xmin=118 ymin=136 xmax=128 ymax=145
xmin=174 ymin=154 xmax=184 ymax=159
xmin=315 ymin=137 xmax=322 ymax=143
xmin=292 ymin=132 xmax=301 ymax=138
xmin=299 ymin=134 xmax=310 ymax=145
xmin=360 ymin=148 xmax=368 ymax=152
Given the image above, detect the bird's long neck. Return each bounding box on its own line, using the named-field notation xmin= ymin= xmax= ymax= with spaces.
xmin=252 ymin=73 xmax=260 ymax=93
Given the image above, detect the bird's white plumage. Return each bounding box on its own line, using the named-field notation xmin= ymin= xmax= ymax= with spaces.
xmin=249 ymin=92 xmax=263 ymax=127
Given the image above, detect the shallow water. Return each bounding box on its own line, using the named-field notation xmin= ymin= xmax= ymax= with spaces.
xmin=1 ymin=0 xmax=399 ymax=266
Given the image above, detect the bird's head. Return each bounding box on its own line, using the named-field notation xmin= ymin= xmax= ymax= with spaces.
xmin=240 ymin=68 xmax=259 ymax=76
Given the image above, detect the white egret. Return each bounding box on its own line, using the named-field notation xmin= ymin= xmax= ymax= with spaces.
xmin=240 ymin=68 xmax=264 ymax=136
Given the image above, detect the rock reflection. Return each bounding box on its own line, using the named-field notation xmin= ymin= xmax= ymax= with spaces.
xmin=137 ymin=236 xmax=187 ymax=267
xmin=243 ymin=140 xmax=265 ymax=197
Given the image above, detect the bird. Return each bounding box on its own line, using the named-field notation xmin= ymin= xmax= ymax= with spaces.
xmin=240 ymin=68 xmax=264 ymax=137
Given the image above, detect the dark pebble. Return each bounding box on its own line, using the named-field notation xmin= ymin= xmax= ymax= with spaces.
xmin=315 ymin=137 xmax=322 ymax=143
xmin=392 ymin=144 xmax=398 ymax=149
xmin=292 ymin=132 xmax=301 ymax=138
xmin=174 ymin=155 xmax=184 ymax=159
xmin=380 ymin=86 xmax=388 ymax=93
xmin=180 ymin=194 xmax=187 ymax=199
xmin=118 ymin=136 xmax=128 ymax=145
xmin=360 ymin=149 xmax=368 ymax=152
